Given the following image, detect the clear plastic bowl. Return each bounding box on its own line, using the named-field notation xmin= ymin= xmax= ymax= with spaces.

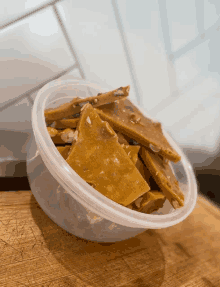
xmin=26 ymin=79 xmax=197 ymax=242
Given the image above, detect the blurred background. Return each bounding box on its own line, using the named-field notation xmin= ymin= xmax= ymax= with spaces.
xmin=0 ymin=0 xmax=220 ymax=204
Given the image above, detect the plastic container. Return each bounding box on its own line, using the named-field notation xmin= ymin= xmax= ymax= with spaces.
xmin=26 ymin=79 xmax=198 ymax=242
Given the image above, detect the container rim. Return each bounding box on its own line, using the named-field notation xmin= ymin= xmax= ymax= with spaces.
xmin=32 ymin=78 xmax=198 ymax=229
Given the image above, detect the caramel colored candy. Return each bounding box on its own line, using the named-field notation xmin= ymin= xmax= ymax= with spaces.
xmin=117 ymin=132 xmax=129 ymax=145
xmin=139 ymin=147 xmax=184 ymax=208
xmin=45 ymin=86 xmax=130 ymax=121
xmin=127 ymin=160 xmax=166 ymax=213
xmin=134 ymin=191 xmax=166 ymax=214
xmin=122 ymin=147 xmax=163 ymax=213
xmin=122 ymin=145 xmax=156 ymax=191
xmin=57 ymin=146 xmax=71 ymax=159
xmin=96 ymin=99 xmax=181 ymax=162
xmin=66 ymin=104 xmax=150 ymax=206
xmin=122 ymin=145 xmax=140 ymax=165
xmin=135 ymin=158 xmax=151 ymax=184
xmin=45 ymin=97 xmax=80 ymax=121
xmin=47 ymin=127 xmax=58 ymax=137
xmin=135 ymin=158 xmax=160 ymax=190
xmin=51 ymin=118 xmax=79 ymax=129
xmin=122 ymin=146 xmax=162 ymax=212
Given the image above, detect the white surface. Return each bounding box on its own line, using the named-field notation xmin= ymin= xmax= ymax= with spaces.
xmin=0 ymin=97 xmax=32 ymax=132
xmin=204 ymin=0 xmax=220 ymax=30
xmin=56 ymin=0 xmax=136 ymax=102
xmin=174 ymin=40 xmax=211 ymax=90
xmin=156 ymin=76 xmax=220 ymax=154
xmin=30 ymin=68 xmax=82 ymax=102
xmin=0 ymin=6 xmax=74 ymax=109
xmin=0 ymin=97 xmax=33 ymax=175
xmin=166 ymin=0 xmax=198 ymax=51
xmin=117 ymin=0 xmax=172 ymax=111
xmin=0 ymin=0 xmax=52 ymax=26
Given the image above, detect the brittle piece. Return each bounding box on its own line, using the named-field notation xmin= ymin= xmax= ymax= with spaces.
xmin=96 ymin=99 xmax=181 ymax=162
xmin=66 ymin=104 xmax=150 ymax=206
xmin=56 ymin=146 xmax=71 ymax=160
xmin=139 ymin=147 xmax=184 ymax=208
xmin=122 ymin=144 xmax=159 ymax=191
xmin=117 ymin=132 xmax=129 ymax=145
xmin=52 ymin=118 xmax=79 ymax=129
xmin=45 ymin=86 xmax=130 ymax=121
xmin=45 ymin=97 xmax=80 ymax=121
xmin=122 ymin=145 xmax=140 ymax=165
xmin=135 ymin=158 xmax=160 ymax=190
xmin=135 ymin=158 xmax=151 ymax=184
xmin=122 ymin=145 xmax=162 ymax=211
xmin=133 ymin=191 xmax=166 ymax=214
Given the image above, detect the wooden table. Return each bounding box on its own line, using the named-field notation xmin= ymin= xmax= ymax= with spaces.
xmin=0 ymin=191 xmax=220 ymax=287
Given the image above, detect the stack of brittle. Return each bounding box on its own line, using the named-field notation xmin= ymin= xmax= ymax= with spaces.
xmin=45 ymin=85 xmax=184 ymax=214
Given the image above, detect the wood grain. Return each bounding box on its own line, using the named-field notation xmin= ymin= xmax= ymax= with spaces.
xmin=0 ymin=191 xmax=220 ymax=287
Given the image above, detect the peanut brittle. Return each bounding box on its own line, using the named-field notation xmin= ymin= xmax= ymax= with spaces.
xmin=95 ymin=99 xmax=181 ymax=162
xmin=139 ymin=147 xmax=184 ymax=208
xmin=66 ymin=104 xmax=150 ymax=206
xmin=48 ymin=128 xmax=77 ymax=144
xmin=122 ymin=145 xmax=140 ymax=165
xmin=45 ymin=83 xmax=185 ymax=214
xmin=124 ymin=150 xmax=165 ymax=213
xmin=51 ymin=118 xmax=79 ymax=129
xmin=45 ymin=86 xmax=130 ymax=121
xmin=117 ymin=132 xmax=129 ymax=145
xmin=57 ymin=146 xmax=71 ymax=160
xmin=45 ymin=97 xmax=80 ymax=121
xmin=135 ymin=158 xmax=151 ymax=184
xmin=131 ymin=191 xmax=166 ymax=214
